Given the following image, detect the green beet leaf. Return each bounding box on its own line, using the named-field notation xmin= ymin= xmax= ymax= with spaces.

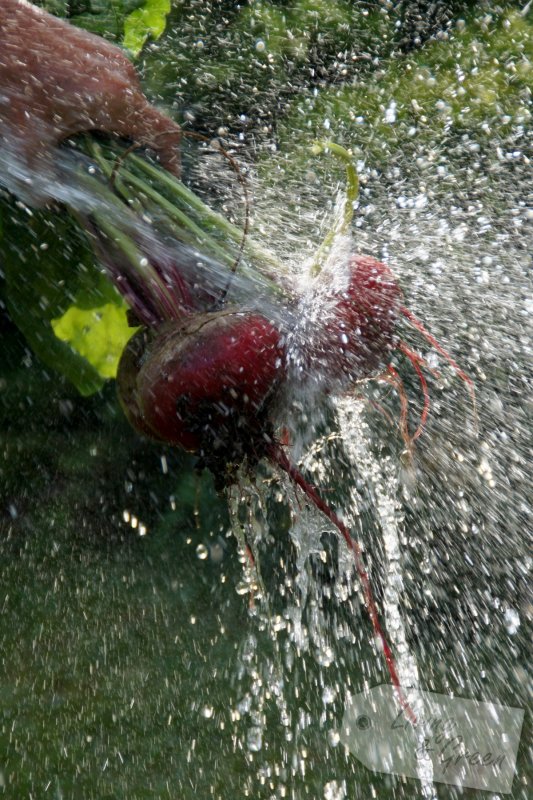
xmin=0 ymin=199 xmax=131 ymax=396
xmin=52 ymin=302 xmax=136 ymax=380
xmin=123 ymin=0 xmax=171 ymax=56
xmin=34 ymin=1 xmax=146 ymax=40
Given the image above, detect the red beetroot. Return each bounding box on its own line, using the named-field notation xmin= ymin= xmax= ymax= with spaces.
xmin=117 ymin=310 xmax=285 ymax=474
xmin=116 ymin=327 xmax=161 ymax=441
xmin=321 ymin=255 xmax=402 ymax=383
xmin=316 ymin=254 xmax=474 ymax=449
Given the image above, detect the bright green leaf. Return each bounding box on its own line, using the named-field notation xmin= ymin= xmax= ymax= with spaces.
xmin=123 ymin=0 xmax=171 ymax=57
xmin=0 ymin=199 xmax=126 ymax=396
xmin=52 ymin=302 xmax=137 ymax=380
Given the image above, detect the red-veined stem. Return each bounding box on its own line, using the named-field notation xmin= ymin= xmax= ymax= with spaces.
xmin=381 ymin=365 xmax=412 ymax=455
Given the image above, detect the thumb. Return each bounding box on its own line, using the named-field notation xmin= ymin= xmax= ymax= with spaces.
xmin=116 ymin=101 xmax=182 ymax=177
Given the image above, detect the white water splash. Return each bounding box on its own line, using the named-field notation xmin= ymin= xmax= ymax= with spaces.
xmin=335 ymin=397 xmax=437 ymax=798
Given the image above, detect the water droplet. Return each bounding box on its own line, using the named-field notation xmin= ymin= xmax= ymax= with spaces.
xmin=327 ymin=729 xmax=340 ymax=747
xmin=196 ymin=544 xmax=208 ymax=560
xmin=324 ymin=779 xmax=346 ymax=799
xmin=322 ymin=686 xmax=336 ymax=704
xmin=246 ymin=726 xmax=262 ymax=752
xmin=384 ymin=101 xmax=397 ymax=124
xmin=504 ymin=607 xmax=520 ymax=635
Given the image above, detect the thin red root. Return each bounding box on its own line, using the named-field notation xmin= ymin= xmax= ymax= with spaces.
xmin=245 ymin=543 xmax=255 ymax=569
xmin=368 ymin=399 xmax=397 ymax=431
xmin=279 ymin=426 xmax=291 ymax=447
xmin=270 ymin=444 xmax=417 ymax=723
xmin=181 ymin=130 xmax=250 ymax=281
xmin=400 ymin=306 xmax=477 ymax=427
xmin=382 ymin=365 xmax=413 ymax=456
xmin=398 ymin=342 xmax=430 ymax=442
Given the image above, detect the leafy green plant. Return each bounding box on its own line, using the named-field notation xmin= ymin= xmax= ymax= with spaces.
xmin=35 ymin=0 xmax=156 ymax=42
xmin=271 ymin=10 xmax=531 ymax=167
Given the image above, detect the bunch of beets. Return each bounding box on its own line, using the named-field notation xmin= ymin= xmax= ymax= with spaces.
xmin=90 ymin=141 xmax=473 ymax=721
xmin=117 ymin=254 xmax=401 ymax=479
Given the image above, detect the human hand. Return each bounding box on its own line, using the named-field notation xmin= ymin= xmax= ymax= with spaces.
xmin=0 ymin=0 xmax=181 ymax=203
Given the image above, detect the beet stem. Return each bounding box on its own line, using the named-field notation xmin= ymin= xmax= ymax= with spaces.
xmin=269 ymin=444 xmax=416 ymax=723
xmin=309 ymin=141 xmax=359 ymax=277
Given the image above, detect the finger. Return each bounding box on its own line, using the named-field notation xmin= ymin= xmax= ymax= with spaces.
xmin=110 ymin=101 xmax=182 ymax=177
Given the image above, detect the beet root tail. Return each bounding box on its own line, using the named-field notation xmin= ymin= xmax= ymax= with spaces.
xmin=269 ymin=443 xmax=416 ymax=723
xmin=400 ymin=306 xmax=477 ymax=430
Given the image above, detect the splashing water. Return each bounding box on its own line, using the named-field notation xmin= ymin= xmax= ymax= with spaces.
xmin=212 ymin=142 xmax=530 ymax=795
xmin=2 ymin=120 xmax=531 ymax=796
xmin=334 ymin=397 xmax=437 ymax=798
xmin=223 ymin=406 xmax=431 ymax=796
xmin=0 ymin=144 xmax=288 ymax=326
